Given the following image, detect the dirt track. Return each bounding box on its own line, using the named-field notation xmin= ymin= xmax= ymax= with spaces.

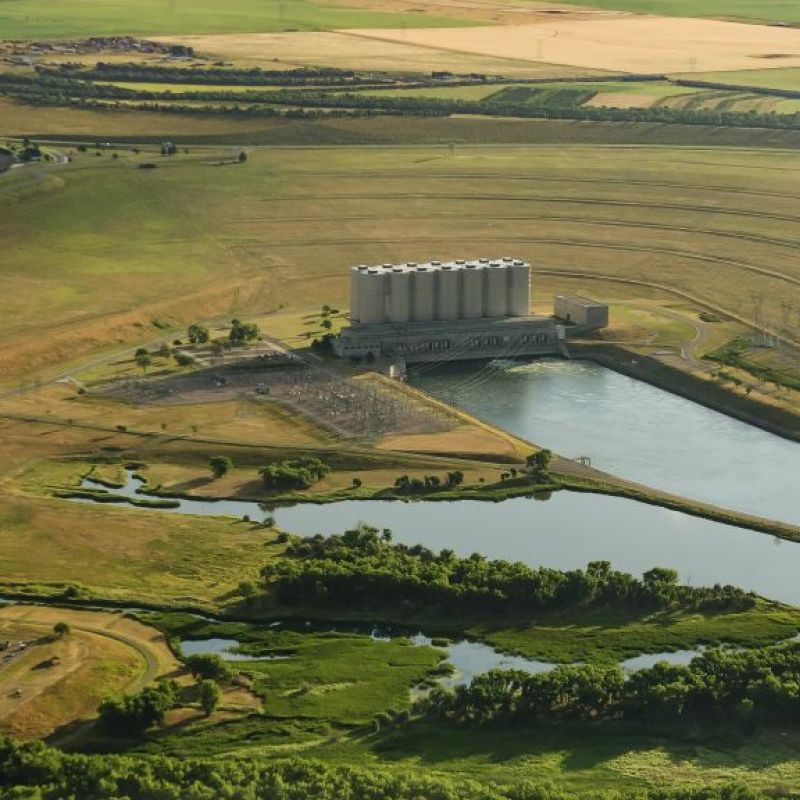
xmin=0 ymin=605 xmax=178 ymax=739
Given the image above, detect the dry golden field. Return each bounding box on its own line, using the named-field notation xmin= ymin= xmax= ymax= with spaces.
xmin=348 ymin=15 xmax=800 ymax=73
xmin=0 ymin=605 xmax=178 ymax=740
xmin=2 ymin=144 xmax=799 ymax=384
xmin=150 ymin=29 xmax=604 ymax=76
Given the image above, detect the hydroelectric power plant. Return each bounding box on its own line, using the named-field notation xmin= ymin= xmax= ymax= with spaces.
xmin=334 ymin=257 xmax=608 ymax=363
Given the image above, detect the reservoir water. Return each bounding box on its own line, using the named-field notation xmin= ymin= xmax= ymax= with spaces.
xmin=409 ymin=359 xmax=800 ymax=526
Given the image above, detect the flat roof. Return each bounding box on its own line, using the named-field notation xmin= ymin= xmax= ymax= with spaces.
xmin=353 ymin=258 xmax=529 ymax=274
xmin=556 ymin=294 xmax=607 ymax=308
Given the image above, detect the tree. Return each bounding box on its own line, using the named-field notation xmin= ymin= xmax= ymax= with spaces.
xmin=135 ymin=352 xmax=152 ymax=375
xmin=238 ymin=151 xmax=247 ymax=163
xmin=185 ymin=654 xmax=233 ymax=683
xmin=187 ymin=323 xmax=210 ymax=344
xmin=98 ymin=680 xmax=176 ymax=735
xmin=53 ymin=621 xmax=70 ymax=638
xmin=209 ymin=456 xmax=233 ymax=479
xmin=526 ymin=449 xmax=552 ymax=475
xmin=351 ymin=477 xmax=362 ymax=489
xmin=198 ymin=679 xmax=221 ymax=717
xmin=321 ymin=318 xmax=332 ymax=330
xmin=446 ymin=470 xmax=464 ymax=488
xmin=229 ymin=318 xmax=259 ymax=345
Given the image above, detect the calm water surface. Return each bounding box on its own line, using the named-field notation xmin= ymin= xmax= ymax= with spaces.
xmin=409 ymin=359 xmax=800 ymax=525
xmin=76 ymin=472 xmax=800 ymax=604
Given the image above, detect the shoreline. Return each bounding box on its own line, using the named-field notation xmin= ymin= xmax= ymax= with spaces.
xmin=569 ymin=342 xmax=800 ymax=444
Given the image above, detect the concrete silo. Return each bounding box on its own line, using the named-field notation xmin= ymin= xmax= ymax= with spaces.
xmin=350 ymin=265 xmax=367 ymax=324
xmin=485 ymin=261 xmax=508 ymax=318
xmin=461 ymin=263 xmax=484 ymax=319
xmin=508 ymin=260 xmax=531 ymax=317
xmin=387 ymin=267 xmax=412 ymax=323
xmin=436 ymin=264 xmax=460 ymax=321
xmin=358 ymin=267 xmax=387 ymax=325
xmin=411 ymin=266 xmax=435 ymax=322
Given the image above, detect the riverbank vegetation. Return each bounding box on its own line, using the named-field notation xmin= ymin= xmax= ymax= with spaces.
xmin=423 ymin=640 xmax=800 ymax=729
xmin=262 ymin=524 xmax=755 ymax=620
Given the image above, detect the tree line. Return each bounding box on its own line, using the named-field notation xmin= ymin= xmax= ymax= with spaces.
xmin=260 ymin=524 xmax=754 ymax=618
xmin=423 ymin=639 xmax=800 ymax=730
xmin=0 ymin=737 xmax=781 ymax=800
xmin=6 ymin=73 xmax=800 ymax=132
xmin=36 ymin=62 xmax=374 ymax=86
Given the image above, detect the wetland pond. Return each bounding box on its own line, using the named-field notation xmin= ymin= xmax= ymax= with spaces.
xmin=410 ymin=359 xmax=800 ymax=526
xmin=178 ymin=630 xmax=706 ymax=687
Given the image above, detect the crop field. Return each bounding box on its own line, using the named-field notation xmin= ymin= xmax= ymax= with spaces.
xmin=0 ymin=0 xmax=473 ymax=40
xmin=2 ymin=143 xmax=800 ymax=383
xmin=554 ymin=0 xmax=800 ymax=25
xmin=149 ymin=30 xmax=596 ymax=77
xmin=349 ymin=16 xmax=800 ymax=74
xmin=681 ymin=67 xmax=800 ymax=90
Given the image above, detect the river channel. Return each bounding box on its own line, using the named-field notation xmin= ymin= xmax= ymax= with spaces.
xmin=77 ymin=472 xmax=800 ymax=605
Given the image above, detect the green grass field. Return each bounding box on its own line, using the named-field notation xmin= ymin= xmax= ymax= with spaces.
xmin=0 ymin=0 xmax=474 ymax=39
xmin=555 ymin=0 xmax=800 ymax=25
xmin=676 ymin=67 xmax=800 ymax=91
xmin=308 ymin=720 xmax=800 ymax=793
xmin=473 ymin=602 xmax=800 ymax=662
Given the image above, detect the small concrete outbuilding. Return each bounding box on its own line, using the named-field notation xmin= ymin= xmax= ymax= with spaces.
xmin=554 ymin=294 xmax=609 ymax=332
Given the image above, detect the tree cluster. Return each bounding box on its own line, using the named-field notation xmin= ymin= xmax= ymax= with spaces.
xmin=38 ymin=62 xmax=364 ymax=86
xmin=424 ymin=640 xmax=800 ymax=730
xmin=259 ymin=457 xmax=330 ymax=491
xmin=261 ymin=524 xmax=754 ymax=618
xmin=98 ymin=680 xmax=176 ymax=735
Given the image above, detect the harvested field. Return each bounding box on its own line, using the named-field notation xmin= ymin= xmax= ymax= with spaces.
xmin=347 ymin=16 xmax=800 ymax=73
xmin=151 ymin=31 xmax=600 ymax=77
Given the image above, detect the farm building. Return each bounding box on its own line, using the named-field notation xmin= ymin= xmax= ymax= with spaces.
xmin=335 ymin=258 xmax=608 ymax=363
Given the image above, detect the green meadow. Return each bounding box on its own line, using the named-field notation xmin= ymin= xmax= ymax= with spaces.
xmin=555 ymin=0 xmax=800 ymax=24
xmin=0 ymin=0 xmax=473 ymax=39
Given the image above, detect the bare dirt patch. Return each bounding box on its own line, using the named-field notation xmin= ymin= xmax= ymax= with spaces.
xmin=346 ymin=16 xmax=800 ymax=73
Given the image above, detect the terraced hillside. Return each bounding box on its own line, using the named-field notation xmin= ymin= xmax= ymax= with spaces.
xmin=1 ymin=143 xmax=799 ymax=380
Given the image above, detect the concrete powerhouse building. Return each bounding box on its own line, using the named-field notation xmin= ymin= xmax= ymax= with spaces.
xmin=335 ymin=257 xmax=607 ymax=363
